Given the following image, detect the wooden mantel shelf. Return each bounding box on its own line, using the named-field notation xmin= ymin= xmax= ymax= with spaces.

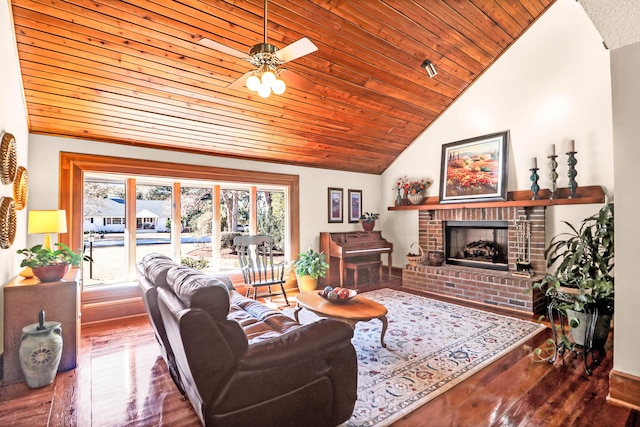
xmin=388 ymin=185 xmax=607 ymax=211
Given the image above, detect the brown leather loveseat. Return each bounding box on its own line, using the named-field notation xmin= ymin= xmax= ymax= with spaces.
xmin=137 ymin=253 xmax=358 ymax=427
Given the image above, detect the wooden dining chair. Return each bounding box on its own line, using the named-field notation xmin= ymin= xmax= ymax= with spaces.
xmin=233 ymin=235 xmax=289 ymax=306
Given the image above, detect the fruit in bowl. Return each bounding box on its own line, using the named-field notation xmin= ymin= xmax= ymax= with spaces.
xmin=319 ymin=286 xmax=357 ymax=303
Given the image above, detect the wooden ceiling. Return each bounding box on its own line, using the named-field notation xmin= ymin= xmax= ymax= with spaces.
xmin=11 ymin=0 xmax=554 ymax=174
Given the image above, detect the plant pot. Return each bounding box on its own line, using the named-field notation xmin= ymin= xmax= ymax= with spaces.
xmin=362 ymin=220 xmax=375 ymax=232
xmin=566 ymin=309 xmax=612 ymax=348
xmin=32 ymin=264 xmax=70 ymax=282
xmin=296 ymin=274 xmax=318 ymax=293
xmin=408 ymin=193 xmax=424 ymax=205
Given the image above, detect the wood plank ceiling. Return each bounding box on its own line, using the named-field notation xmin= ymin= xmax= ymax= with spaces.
xmin=10 ymin=0 xmax=554 ymax=174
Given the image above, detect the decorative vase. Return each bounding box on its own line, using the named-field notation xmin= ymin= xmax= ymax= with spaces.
xmin=19 ymin=311 xmax=63 ymax=388
xmin=395 ymin=189 xmax=403 ymax=206
xmin=32 ymin=264 xmax=70 ymax=282
xmin=427 ymin=251 xmax=445 ymax=266
xmin=408 ymin=193 xmax=424 ymax=205
xmin=362 ymin=220 xmax=375 ymax=232
xmin=296 ymin=274 xmax=318 ymax=293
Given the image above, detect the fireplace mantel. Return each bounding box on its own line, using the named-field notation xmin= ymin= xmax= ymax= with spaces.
xmin=388 ymin=185 xmax=606 ymax=211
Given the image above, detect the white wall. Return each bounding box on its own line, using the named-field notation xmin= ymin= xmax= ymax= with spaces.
xmin=381 ymin=0 xmax=614 ymax=263
xmin=27 ymin=135 xmax=381 ymax=254
xmin=611 ymin=40 xmax=640 ymax=377
xmin=1 ymin=0 xmax=30 ymax=353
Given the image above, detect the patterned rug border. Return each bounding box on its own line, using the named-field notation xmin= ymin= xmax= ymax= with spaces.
xmin=288 ymin=288 xmax=546 ymax=427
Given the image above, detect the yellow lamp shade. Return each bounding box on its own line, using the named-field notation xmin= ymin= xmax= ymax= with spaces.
xmin=28 ymin=210 xmax=68 ymax=251
xmin=28 ymin=210 xmax=67 ymax=234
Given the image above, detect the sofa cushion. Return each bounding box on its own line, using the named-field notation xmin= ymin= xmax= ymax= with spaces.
xmin=227 ymin=291 xmax=301 ymax=344
xmin=140 ymin=253 xmax=175 ymax=288
xmin=166 ymin=265 xmax=231 ymax=321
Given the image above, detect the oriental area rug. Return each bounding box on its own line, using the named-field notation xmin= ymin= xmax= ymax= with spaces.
xmin=288 ymin=288 xmax=545 ymax=427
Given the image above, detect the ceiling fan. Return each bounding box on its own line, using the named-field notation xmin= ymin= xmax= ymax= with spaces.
xmin=199 ymin=0 xmax=318 ymax=98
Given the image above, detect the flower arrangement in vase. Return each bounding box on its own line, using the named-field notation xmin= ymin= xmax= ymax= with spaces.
xmin=404 ymin=178 xmax=433 ymax=205
xmin=393 ymin=177 xmax=407 ymax=206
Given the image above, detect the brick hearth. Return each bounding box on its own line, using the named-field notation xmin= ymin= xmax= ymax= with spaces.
xmin=403 ymin=206 xmax=546 ymax=314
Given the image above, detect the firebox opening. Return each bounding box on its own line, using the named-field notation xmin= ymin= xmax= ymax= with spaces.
xmin=445 ymin=220 xmax=509 ymax=271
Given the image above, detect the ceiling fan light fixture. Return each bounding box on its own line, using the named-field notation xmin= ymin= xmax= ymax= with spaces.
xmin=257 ymin=84 xmax=272 ymax=98
xmin=246 ymin=74 xmax=261 ymax=91
xmin=261 ymin=70 xmax=276 ymax=87
xmin=272 ymin=78 xmax=286 ymax=95
xmin=422 ymin=59 xmax=438 ymax=78
xmin=200 ymin=0 xmax=316 ymax=99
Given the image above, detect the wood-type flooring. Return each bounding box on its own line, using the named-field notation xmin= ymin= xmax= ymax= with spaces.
xmin=0 ymin=278 xmax=637 ymax=426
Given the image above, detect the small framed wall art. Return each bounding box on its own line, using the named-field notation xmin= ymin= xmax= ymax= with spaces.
xmin=328 ymin=187 xmax=343 ymax=223
xmin=348 ymin=189 xmax=362 ymax=223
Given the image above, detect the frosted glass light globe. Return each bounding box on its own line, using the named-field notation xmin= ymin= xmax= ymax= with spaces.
xmin=271 ymin=79 xmax=286 ymax=95
xmin=261 ymin=71 xmax=276 ymax=88
xmin=257 ymin=84 xmax=271 ymax=98
xmin=246 ymin=75 xmax=261 ymax=91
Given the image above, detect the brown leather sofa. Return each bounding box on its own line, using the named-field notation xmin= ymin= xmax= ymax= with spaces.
xmin=137 ymin=253 xmax=358 ymax=427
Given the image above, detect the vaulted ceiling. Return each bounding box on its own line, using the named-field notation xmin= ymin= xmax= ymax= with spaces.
xmin=11 ymin=0 xmax=554 ymax=174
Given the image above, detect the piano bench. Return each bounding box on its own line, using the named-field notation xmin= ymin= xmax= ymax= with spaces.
xmin=343 ymin=260 xmax=382 ymax=289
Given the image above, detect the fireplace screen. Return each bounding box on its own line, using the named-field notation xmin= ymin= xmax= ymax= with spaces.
xmin=445 ymin=220 xmax=508 ymax=271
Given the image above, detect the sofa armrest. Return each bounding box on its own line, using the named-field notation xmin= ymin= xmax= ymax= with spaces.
xmin=238 ymin=318 xmax=353 ymax=370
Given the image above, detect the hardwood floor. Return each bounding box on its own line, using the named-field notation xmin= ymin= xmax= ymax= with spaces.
xmin=0 ymin=279 xmax=637 ymax=426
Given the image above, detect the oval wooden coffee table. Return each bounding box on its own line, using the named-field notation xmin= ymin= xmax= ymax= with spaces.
xmin=294 ymin=291 xmax=388 ymax=348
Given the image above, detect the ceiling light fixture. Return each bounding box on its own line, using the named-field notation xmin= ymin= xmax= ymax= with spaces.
xmin=422 ymin=59 xmax=438 ymax=78
xmin=199 ymin=0 xmax=317 ymax=99
xmin=245 ymin=43 xmax=287 ymax=98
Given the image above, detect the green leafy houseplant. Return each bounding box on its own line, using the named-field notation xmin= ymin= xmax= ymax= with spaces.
xmin=532 ymin=203 xmax=614 ymax=354
xmin=295 ymin=248 xmax=329 ymax=280
xmin=17 ymin=243 xmax=90 ymax=282
xmin=17 ymin=243 xmax=87 ymax=268
xmin=359 ymin=212 xmax=379 ymax=222
xmin=536 ymin=203 xmax=614 ymax=313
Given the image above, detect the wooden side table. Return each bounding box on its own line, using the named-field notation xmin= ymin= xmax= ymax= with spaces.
xmin=3 ymin=268 xmax=81 ymax=384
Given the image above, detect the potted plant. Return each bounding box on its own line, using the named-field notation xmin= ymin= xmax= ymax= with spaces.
xmin=17 ymin=243 xmax=89 ymax=282
xmin=294 ymin=247 xmax=329 ymax=292
xmin=359 ymin=212 xmax=379 ymax=232
xmin=533 ymin=203 xmax=614 ymax=350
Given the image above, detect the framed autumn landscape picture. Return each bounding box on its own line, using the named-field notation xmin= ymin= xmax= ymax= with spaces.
xmin=439 ymin=130 xmax=509 ymax=203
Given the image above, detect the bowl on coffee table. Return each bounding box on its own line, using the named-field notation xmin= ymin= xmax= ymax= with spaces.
xmin=318 ymin=286 xmax=357 ymax=304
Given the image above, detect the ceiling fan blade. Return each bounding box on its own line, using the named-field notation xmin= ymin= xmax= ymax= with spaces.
xmin=199 ymin=38 xmax=247 ymax=59
xmin=228 ymin=71 xmax=253 ymax=90
xmin=275 ymin=38 xmax=318 ymax=63
xmin=280 ymin=69 xmax=315 ymax=92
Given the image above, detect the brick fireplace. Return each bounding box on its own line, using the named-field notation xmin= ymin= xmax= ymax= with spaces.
xmin=403 ymin=206 xmax=546 ymax=314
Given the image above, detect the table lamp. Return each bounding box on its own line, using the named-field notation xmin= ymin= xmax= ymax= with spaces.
xmin=28 ymin=210 xmax=68 ymax=250
xmin=21 ymin=210 xmax=68 ymax=278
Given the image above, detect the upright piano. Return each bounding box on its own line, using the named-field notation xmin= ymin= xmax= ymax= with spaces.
xmin=319 ymin=231 xmax=393 ymax=288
